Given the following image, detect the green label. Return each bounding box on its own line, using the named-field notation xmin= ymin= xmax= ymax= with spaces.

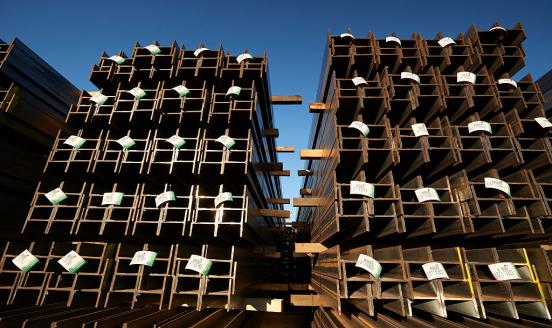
xmin=216 ymin=135 xmax=235 ymax=150
xmin=185 ymin=255 xmax=213 ymax=276
xmin=58 ymin=251 xmax=86 ymax=273
xmin=167 ymin=135 xmax=186 ymax=149
xmin=12 ymin=250 xmax=39 ymax=272
xmin=90 ymin=93 xmax=108 ymax=105
xmin=64 ymin=135 xmax=87 ymax=149
xmin=44 ymin=188 xmax=68 ymax=205
xmin=130 ymin=251 xmax=158 ymax=267
xmin=215 ymin=192 xmax=233 ymax=207
xmin=145 ymin=44 xmax=161 ymax=55
xmin=172 ymin=85 xmax=190 ymax=97
xmin=116 ymin=136 xmax=136 ymax=150
xmin=102 ymin=192 xmax=124 ymax=206
xmin=108 ymin=55 xmax=126 ymax=64
xmin=226 ymin=86 xmax=242 ymax=96
xmin=128 ymin=87 xmax=146 ymax=100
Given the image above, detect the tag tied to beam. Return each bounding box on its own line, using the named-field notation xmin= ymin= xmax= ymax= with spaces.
xmin=166 ymin=135 xmax=186 ymax=149
xmin=415 ymin=188 xmax=440 ymax=202
xmin=468 ymin=121 xmax=492 ymax=134
xmin=90 ymin=93 xmax=108 ymax=105
xmin=236 ymin=53 xmax=253 ymax=63
xmin=116 ymin=136 xmax=136 ymax=150
xmin=185 ymin=254 xmax=213 ymax=275
xmin=215 ymin=192 xmax=233 ymax=207
xmin=340 ymin=33 xmax=354 ymax=38
xmin=145 ymin=44 xmax=161 ymax=55
xmin=411 ymin=123 xmax=429 ymax=137
xmin=350 ymin=181 xmax=375 ymax=198
xmin=155 ymin=191 xmax=176 ymax=207
xmin=44 ymin=188 xmax=68 ymax=205
xmin=535 ymin=117 xmax=552 ymax=129
xmin=348 ymin=121 xmax=370 ymax=137
xmin=172 ymin=85 xmax=190 ymax=97
xmin=355 ymin=254 xmax=382 ymax=279
xmin=102 ymin=192 xmax=124 ymax=206
xmin=484 ymin=177 xmax=511 ymax=197
xmin=128 ymin=87 xmax=146 ymax=100
xmin=488 ymin=262 xmax=521 ymax=281
xmin=401 ymin=72 xmax=420 ymax=84
xmin=64 ymin=135 xmax=87 ymax=149
xmin=58 ymin=251 xmax=86 ymax=273
xmin=12 ymin=250 xmax=39 ymax=272
xmin=385 ymin=36 xmax=401 ymax=46
xmin=216 ymin=135 xmax=235 ymax=150
xmin=457 ymin=72 xmax=476 ymax=84
xmin=498 ymin=78 xmax=517 ymax=88
xmin=130 ymin=251 xmax=158 ymax=267
xmin=226 ymin=86 xmax=242 ymax=96
xmin=352 ymin=77 xmax=368 ymax=87
xmin=108 ymin=55 xmax=125 ymax=64
xmin=438 ymin=37 xmax=456 ymax=48
xmin=194 ymin=47 xmax=209 ymax=57
xmin=422 ymin=262 xmax=449 ymax=280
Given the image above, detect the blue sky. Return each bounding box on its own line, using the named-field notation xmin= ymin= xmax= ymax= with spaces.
xmin=3 ymin=0 xmax=551 ymax=219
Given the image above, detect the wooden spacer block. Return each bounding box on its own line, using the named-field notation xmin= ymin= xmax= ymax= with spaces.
xmin=290 ymin=294 xmax=325 ymax=307
xmin=267 ymin=198 xmax=290 ymax=204
xmin=295 ymin=243 xmax=328 ymax=253
xmin=300 ymin=188 xmax=313 ymax=195
xmin=298 ymin=169 xmax=312 ymax=176
xmin=276 ymin=146 xmax=295 ymax=153
xmin=258 ymin=209 xmax=291 ymax=218
xmin=293 ymin=197 xmax=321 ymax=207
xmin=263 ymin=128 xmax=279 ymax=138
xmin=271 ymin=95 xmax=302 ymax=104
xmin=309 ymin=102 xmax=327 ymax=113
xmin=300 ymin=149 xmax=329 ymax=160
xmin=270 ymin=170 xmax=291 ymax=176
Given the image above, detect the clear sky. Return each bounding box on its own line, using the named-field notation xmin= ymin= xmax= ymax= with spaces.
xmin=3 ymin=0 xmax=551 ymax=220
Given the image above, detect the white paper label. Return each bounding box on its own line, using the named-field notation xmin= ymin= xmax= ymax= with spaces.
xmin=166 ymin=135 xmax=186 ymax=149
xmin=12 ymin=250 xmax=39 ymax=272
xmin=352 ymin=77 xmax=367 ymax=86
xmin=145 ymin=44 xmax=161 ymax=55
xmin=340 ymin=33 xmax=354 ymax=38
xmin=155 ymin=191 xmax=176 ymax=207
xmin=350 ymin=181 xmax=375 ymax=198
xmin=401 ymin=72 xmax=420 ymax=84
xmin=488 ymin=262 xmax=521 ymax=280
xmin=216 ymin=135 xmax=236 ymax=150
xmin=385 ymin=36 xmax=401 ymax=46
xmin=457 ymin=72 xmax=476 ymax=84
xmin=489 ymin=26 xmax=507 ymax=33
xmin=438 ymin=37 xmax=456 ymax=48
xmin=226 ymin=86 xmax=242 ymax=96
xmin=194 ymin=47 xmax=209 ymax=57
xmin=172 ymin=85 xmax=190 ymax=97
xmin=498 ymin=79 xmax=517 ymax=88
xmin=102 ymin=192 xmax=124 ymax=206
xmin=415 ymin=188 xmax=440 ymax=202
xmin=130 ymin=251 xmax=157 ymax=266
xmin=116 ymin=136 xmax=136 ymax=149
xmin=236 ymin=53 xmax=253 ymax=63
xmin=58 ymin=251 xmax=86 ymax=273
xmin=128 ymin=87 xmax=146 ymax=100
xmin=45 ymin=188 xmax=68 ymax=205
xmin=64 ymin=135 xmax=87 ymax=149
xmin=535 ymin=117 xmax=552 ymax=128
xmin=411 ymin=123 xmax=429 ymax=137
xmin=108 ymin=55 xmax=125 ymax=64
xmin=468 ymin=121 xmax=492 ymax=134
xmin=215 ymin=192 xmax=233 ymax=207
xmin=422 ymin=262 xmax=449 ymax=280
xmin=90 ymin=93 xmax=108 ymax=105
xmin=348 ymin=121 xmax=370 ymax=137
xmin=484 ymin=177 xmax=511 ymax=196
xmin=185 ymin=254 xmax=213 ymax=275
xmin=355 ymin=254 xmax=382 ymax=278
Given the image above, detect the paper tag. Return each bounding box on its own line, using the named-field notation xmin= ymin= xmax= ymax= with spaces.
xmin=348 ymin=121 xmax=370 ymax=137
xmin=236 ymin=53 xmax=253 ymax=63
xmin=484 ymin=177 xmax=511 ymax=196
xmin=216 ymin=135 xmax=235 ymax=150
xmin=215 ymin=192 xmax=233 ymax=207
xmin=108 ymin=55 xmax=125 ymax=64
xmin=102 ymin=192 xmax=124 ymax=206
xmin=457 ymin=72 xmax=476 ymax=84
xmin=535 ymin=117 xmax=552 ymax=128
xmin=340 ymin=33 xmax=354 ymax=38
xmin=194 ymin=47 xmax=209 ymax=57
xmin=58 ymin=251 xmax=86 ymax=273
xmin=350 ymin=181 xmax=375 ymax=198
xmin=385 ymin=36 xmax=401 ymax=46
xmin=355 ymin=254 xmax=382 ymax=279
xmin=185 ymin=254 xmax=213 ymax=275
xmin=489 ymin=26 xmax=507 ymax=33
xmin=155 ymin=191 xmax=176 ymax=207
xmin=488 ymin=262 xmax=521 ymax=280
xmin=468 ymin=121 xmax=492 ymax=134
xmin=352 ymin=77 xmax=367 ymax=86
xmin=411 ymin=123 xmax=429 ymax=137
xmin=116 ymin=136 xmax=136 ymax=149
xmin=64 ymin=135 xmax=87 ymax=149
xmin=172 ymin=85 xmax=190 ymax=97
xmin=415 ymin=188 xmax=440 ymax=202
xmin=90 ymin=93 xmax=108 ymax=105
xmin=44 ymin=188 xmax=68 ymax=205
xmin=498 ymin=79 xmax=517 ymax=88
xmin=438 ymin=37 xmax=456 ymax=48
xmin=167 ymin=135 xmax=186 ymax=149
xmin=128 ymin=87 xmax=146 ymax=100
xmin=12 ymin=250 xmax=39 ymax=272
xmin=226 ymin=86 xmax=242 ymax=96
xmin=145 ymin=44 xmax=161 ymax=55
xmin=422 ymin=262 xmax=449 ymax=280
xmin=130 ymin=251 xmax=157 ymax=267
xmin=401 ymin=72 xmax=420 ymax=84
